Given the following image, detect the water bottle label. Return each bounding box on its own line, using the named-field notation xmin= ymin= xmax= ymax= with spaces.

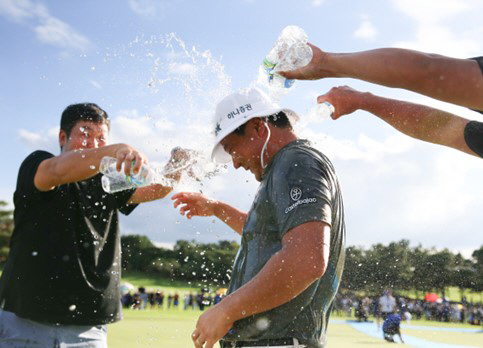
xmin=262 ymin=58 xmax=276 ymax=71
xmin=284 ymin=79 xmax=295 ymax=88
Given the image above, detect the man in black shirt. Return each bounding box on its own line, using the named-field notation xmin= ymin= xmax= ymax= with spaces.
xmin=0 ymin=103 xmax=182 ymax=347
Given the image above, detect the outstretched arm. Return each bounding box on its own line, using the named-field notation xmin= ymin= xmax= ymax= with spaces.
xmin=319 ymin=86 xmax=477 ymax=157
xmin=172 ymin=192 xmax=247 ymax=235
xmin=280 ymin=45 xmax=483 ymax=110
xmin=34 ymin=143 xmax=146 ymax=191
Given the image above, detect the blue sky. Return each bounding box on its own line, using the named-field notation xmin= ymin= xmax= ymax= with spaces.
xmin=1 ymin=0 xmax=483 ymax=256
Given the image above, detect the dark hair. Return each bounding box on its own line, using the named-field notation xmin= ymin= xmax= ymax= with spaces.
xmin=232 ymin=111 xmax=292 ymax=136
xmin=60 ymin=103 xmax=110 ymax=136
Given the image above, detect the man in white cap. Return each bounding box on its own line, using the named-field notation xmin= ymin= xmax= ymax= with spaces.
xmin=172 ymin=88 xmax=346 ymax=348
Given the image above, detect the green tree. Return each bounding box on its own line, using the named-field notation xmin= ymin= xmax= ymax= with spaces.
xmin=412 ymin=248 xmax=454 ymax=297
xmin=174 ymin=240 xmax=237 ymax=285
xmin=451 ymin=252 xmax=476 ymax=298
xmin=471 ymin=246 xmax=483 ymax=292
xmin=121 ymin=235 xmax=175 ymax=273
xmin=340 ymin=246 xmax=366 ymax=291
xmin=0 ymin=201 xmax=13 ymax=263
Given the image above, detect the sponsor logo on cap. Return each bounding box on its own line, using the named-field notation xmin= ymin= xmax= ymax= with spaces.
xmin=226 ymin=104 xmax=253 ymax=120
xmin=214 ymin=122 xmax=222 ymax=136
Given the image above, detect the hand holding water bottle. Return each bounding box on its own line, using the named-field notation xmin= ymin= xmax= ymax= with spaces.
xmin=263 ymin=25 xmax=313 ymax=88
xmin=112 ymin=144 xmax=147 ymax=176
xmin=277 ymin=43 xmax=332 ymax=81
xmin=316 ymin=86 xmax=366 ymax=120
xmin=100 ymin=156 xmax=163 ymax=193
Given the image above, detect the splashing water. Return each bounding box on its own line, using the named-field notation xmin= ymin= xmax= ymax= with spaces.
xmin=90 ymin=33 xmax=232 ymax=190
xmin=299 ymin=102 xmax=335 ymax=128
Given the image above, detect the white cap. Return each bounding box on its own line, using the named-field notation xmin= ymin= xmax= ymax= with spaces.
xmin=211 ymin=87 xmax=299 ymax=163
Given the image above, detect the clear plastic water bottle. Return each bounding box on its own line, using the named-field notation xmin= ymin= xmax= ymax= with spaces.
xmin=317 ymin=101 xmax=335 ymax=119
xmin=164 ymin=148 xmax=226 ymax=183
xmin=263 ymin=25 xmax=313 ymax=88
xmin=304 ymin=101 xmax=336 ymax=125
xmin=99 ymin=157 xmax=174 ymax=193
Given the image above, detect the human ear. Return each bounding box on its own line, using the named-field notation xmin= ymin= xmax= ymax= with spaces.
xmin=59 ymin=130 xmax=67 ymax=150
xmin=252 ymin=118 xmax=267 ymax=137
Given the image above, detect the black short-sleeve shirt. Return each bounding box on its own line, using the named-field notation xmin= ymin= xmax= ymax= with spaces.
xmin=224 ymin=140 xmax=346 ymax=348
xmin=0 ymin=150 xmax=137 ymax=325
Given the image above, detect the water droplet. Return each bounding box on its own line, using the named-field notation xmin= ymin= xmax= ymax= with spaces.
xmin=256 ymin=317 xmax=270 ymax=330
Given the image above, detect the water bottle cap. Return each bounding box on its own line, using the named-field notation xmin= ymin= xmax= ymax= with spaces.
xmin=211 ymin=87 xmax=299 ymax=163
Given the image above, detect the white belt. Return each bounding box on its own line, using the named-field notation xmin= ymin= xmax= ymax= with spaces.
xmin=237 ymin=338 xmax=306 ymax=348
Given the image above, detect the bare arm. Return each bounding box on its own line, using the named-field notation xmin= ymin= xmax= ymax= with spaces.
xmin=281 ymin=45 xmax=483 ymax=110
xmin=191 ymin=221 xmax=330 ymax=348
xmin=319 ymin=86 xmax=476 ymax=157
xmin=128 ymin=184 xmax=174 ymax=204
xmin=34 ymin=143 xmax=146 ymax=191
xmin=172 ymin=192 xmax=247 ymax=235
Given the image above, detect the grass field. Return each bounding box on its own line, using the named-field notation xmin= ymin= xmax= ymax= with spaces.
xmin=108 ymin=308 xmax=483 ymax=348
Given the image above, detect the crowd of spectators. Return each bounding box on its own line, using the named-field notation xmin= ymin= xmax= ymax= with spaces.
xmin=120 ymin=286 xmax=225 ymax=311
xmin=121 ymin=285 xmax=483 ymax=326
xmin=333 ymin=291 xmax=483 ymax=326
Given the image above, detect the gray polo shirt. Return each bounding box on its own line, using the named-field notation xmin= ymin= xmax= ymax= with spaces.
xmin=223 ymin=139 xmax=346 ymax=348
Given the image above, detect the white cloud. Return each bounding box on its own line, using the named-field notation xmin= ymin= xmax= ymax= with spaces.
xmin=128 ymin=0 xmax=171 ymax=17
xmin=395 ymin=24 xmax=480 ymax=58
xmin=34 ymin=17 xmax=90 ymax=51
xmin=311 ymin=0 xmax=326 ymax=7
xmin=128 ymin=0 xmax=157 ymax=16
xmin=353 ymin=19 xmax=377 ymax=40
xmin=0 ymin=0 xmax=38 ymax=22
xmin=300 ymin=126 xmax=415 ymax=163
xmin=89 ymin=80 xmax=102 ymax=89
xmin=0 ymin=0 xmax=90 ymax=51
xmin=392 ymin=0 xmax=470 ymax=24
xmin=391 ymin=0 xmax=481 ymax=57
xmin=18 ymin=127 xmax=58 ymax=153
xmin=168 ymin=62 xmax=198 ymax=75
